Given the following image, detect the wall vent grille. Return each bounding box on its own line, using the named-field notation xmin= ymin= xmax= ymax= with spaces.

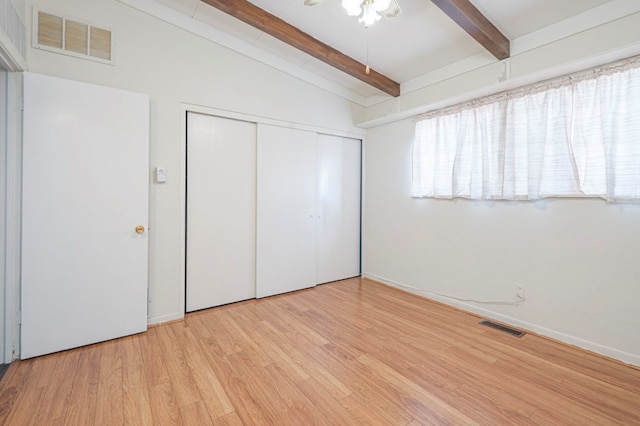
xmin=33 ymin=9 xmax=112 ymax=64
xmin=479 ymin=319 xmax=526 ymax=337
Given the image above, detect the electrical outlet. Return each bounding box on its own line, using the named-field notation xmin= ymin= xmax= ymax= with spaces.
xmin=515 ymin=283 xmax=525 ymax=302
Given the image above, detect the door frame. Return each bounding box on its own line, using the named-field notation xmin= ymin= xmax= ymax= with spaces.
xmin=2 ymin=72 xmax=22 ymax=362
xmin=179 ymin=103 xmax=366 ymax=315
xmin=0 ymin=69 xmax=6 ymax=364
xmin=1 ymin=2 xmax=27 ymax=361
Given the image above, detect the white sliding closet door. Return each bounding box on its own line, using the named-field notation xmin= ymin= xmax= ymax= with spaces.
xmin=256 ymin=124 xmax=317 ymax=298
xmin=21 ymin=73 xmax=149 ymax=359
xmin=316 ymin=134 xmax=361 ymax=284
xmin=186 ymin=113 xmax=256 ymax=312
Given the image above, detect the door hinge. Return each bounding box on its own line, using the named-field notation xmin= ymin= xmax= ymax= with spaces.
xmin=147 ymin=288 xmax=152 ymax=318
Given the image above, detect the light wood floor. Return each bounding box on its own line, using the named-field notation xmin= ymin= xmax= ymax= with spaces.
xmin=1 ymin=278 xmax=639 ymax=425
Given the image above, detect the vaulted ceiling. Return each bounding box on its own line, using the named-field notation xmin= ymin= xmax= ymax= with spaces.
xmin=148 ymin=0 xmax=633 ymax=104
xmin=198 ymin=0 xmax=510 ymax=97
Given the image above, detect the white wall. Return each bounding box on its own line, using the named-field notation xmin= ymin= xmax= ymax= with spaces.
xmin=363 ymin=114 xmax=640 ymax=366
xmin=11 ymin=0 xmax=26 ymax=21
xmin=362 ymin=3 xmax=640 ymax=368
xmin=25 ymin=0 xmax=365 ymax=325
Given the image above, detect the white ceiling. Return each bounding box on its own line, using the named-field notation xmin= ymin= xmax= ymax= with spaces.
xmin=150 ymin=0 xmax=625 ymax=101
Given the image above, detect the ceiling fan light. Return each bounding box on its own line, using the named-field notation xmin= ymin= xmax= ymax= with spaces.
xmin=359 ymin=3 xmax=381 ymax=26
xmin=383 ymin=0 xmax=400 ymax=18
xmin=339 ymin=0 xmax=399 ymax=26
xmin=342 ymin=0 xmax=362 ymax=16
xmin=372 ymin=0 xmax=392 ymax=12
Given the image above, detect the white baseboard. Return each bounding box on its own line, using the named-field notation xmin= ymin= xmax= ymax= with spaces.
xmin=148 ymin=312 xmax=183 ymax=326
xmin=363 ymin=273 xmax=640 ymax=367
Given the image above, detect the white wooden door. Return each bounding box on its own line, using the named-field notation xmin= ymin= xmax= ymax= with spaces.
xmin=21 ymin=73 xmax=149 ymax=359
xmin=256 ymin=124 xmax=317 ymax=298
xmin=316 ymin=134 xmax=361 ymax=284
xmin=186 ymin=113 xmax=256 ymax=311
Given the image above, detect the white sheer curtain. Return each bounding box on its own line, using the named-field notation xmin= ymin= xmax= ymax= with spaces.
xmin=412 ymin=57 xmax=640 ymax=202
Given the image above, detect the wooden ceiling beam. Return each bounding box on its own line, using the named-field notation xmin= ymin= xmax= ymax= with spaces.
xmin=201 ymin=0 xmax=401 ymax=97
xmin=431 ymin=0 xmax=510 ymax=60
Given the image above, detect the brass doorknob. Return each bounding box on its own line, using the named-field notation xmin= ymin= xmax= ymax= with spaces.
xmin=135 ymin=225 xmax=145 ymax=234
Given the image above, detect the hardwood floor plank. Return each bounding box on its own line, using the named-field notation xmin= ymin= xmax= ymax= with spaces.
xmin=189 ymin=328 xmax=274 ymax=424
xmin=27 ymin=352 xmax=59 ymax=389
xmin=434 ymin=343 xmax=619 ymax=425
xmin=139 ymin=326 xmax=171 ymax=387
xmin=0 ymin=361 xmax=36 ymax=425
xmin=272 ymin=332 xmax=353 ymax=400
xmin=339 ymin=390 xmax=416 ymax=425
xmin=223 ymin=375 xmax=272 ymax=425
xmin=263 ymin=299 xmax=330 ymax=346
xmin=179 ymin=400 xmax=214 ymax=425
xmin=156 ymin=324 xmax=201 ymax=408
xmin=171 ymin=323 xmax=235 ymax=419
xmin=287 ymin=307 xmax=367 ymax=359
xmin=220 ymin=314 xmax=275 ymax=368
xmin=450 ymin=383 xmax=539 ymax=425
xmin=529 ymin=405 xmax=622 ymax=426
xmin=213 ymin=411 xmax=244 ymax=425
xmin=149 ymin=382 xmax=182 ymax=425
xmin=95 ymin=339 xmax=124 ymax=426
xmin=313 ymin=343 xmax=417 ymax=425
xmin=260 ymin=363 xmax=329 ymax=424
xmin=246 ymin=300 xmax=298 ymax=336
xmin=294 ymin=377 xmax=360 ymax=425
xmin=1 ymin=277 xmax=639 ymax=424
xmin=122 ymin=334 xmax=154 ymax=424
xmin=373 ymin=336 xmax=531 ymax=421
xmin=554 ymin=374 xmax=640 ymax=422
xmin=225 ymin=316 xmax=310 ymax=383
xmin=0 ymin=359 xmax=20 ymax=386
xmin=189 ymin=309 xmax=243 ymax=356
xmin=31 ymin=349 xmax=81 ymax=423
xmin=251 ymin=320 xmax=311 ymax=382
xmin=63 ymin=344 xmax=101 ymax=425
xmin=356 ymin=353 xmax=477 ymax=424
xmin=233 ymin=362 xmax=310 ymax=424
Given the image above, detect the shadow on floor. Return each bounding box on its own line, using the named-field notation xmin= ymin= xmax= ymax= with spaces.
xmin=0 ymin=363 xmax=9 ymax=382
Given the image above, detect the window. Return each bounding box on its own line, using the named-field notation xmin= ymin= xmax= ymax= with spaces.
xmin=412 ymin=56 xmax=640 ymax=202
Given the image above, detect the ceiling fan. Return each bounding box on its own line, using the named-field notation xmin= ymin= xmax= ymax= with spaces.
xmin=304 ymin=0 xmax=401 ymax=26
